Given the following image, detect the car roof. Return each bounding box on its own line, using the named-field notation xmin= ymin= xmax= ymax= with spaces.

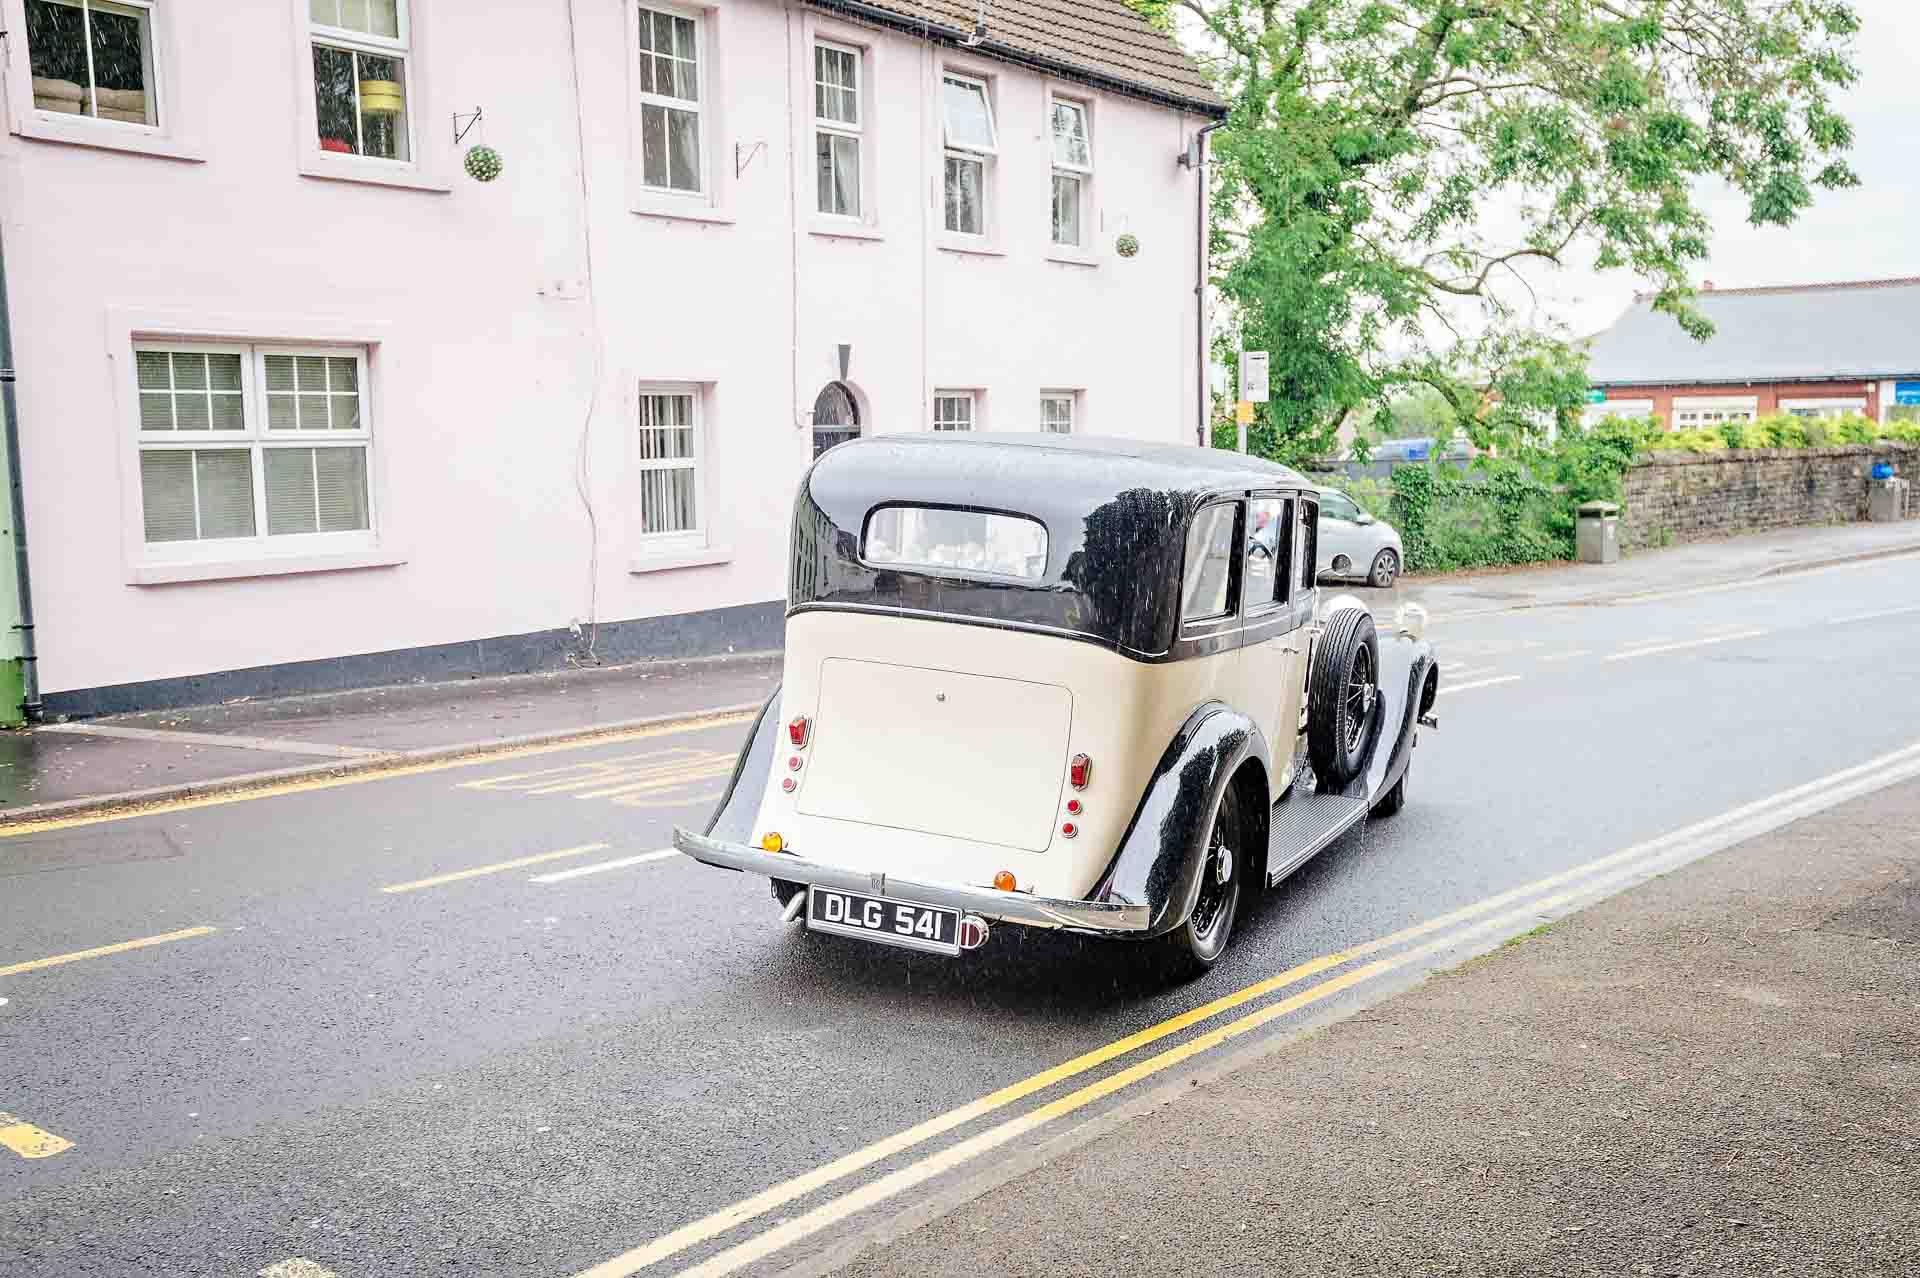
xmin=809 ymin=432 xmax=1311 ymax=507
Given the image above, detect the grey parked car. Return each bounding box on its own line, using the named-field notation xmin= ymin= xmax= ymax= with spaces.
xmin=1315 ymin=487 xmax=1403 ymax=587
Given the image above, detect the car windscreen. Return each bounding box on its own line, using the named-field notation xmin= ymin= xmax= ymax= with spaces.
xmin=862 ymin=505 xmax=1049 ymax=581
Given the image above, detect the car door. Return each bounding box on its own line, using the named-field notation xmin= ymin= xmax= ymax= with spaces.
xmin=1316 ymin=491 xmax=1364 ymax=578
xmin=1239 ymin=493 xmax=1305 ymax=792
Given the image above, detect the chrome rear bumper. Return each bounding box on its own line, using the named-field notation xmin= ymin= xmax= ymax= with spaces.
xmin=672 ymin=828 xmax=1151 ymax=934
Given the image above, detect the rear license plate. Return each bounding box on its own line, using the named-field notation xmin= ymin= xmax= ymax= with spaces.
xmin=806 ymin=886 xmax=961 ymax=956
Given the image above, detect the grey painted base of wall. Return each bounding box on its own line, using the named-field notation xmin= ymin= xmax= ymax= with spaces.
xmin=46 ymin=600 xmax=787 ymax=719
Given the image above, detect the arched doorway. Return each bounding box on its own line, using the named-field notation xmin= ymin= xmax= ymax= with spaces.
xmin=812 ymin=382 xmax=861 ymax=458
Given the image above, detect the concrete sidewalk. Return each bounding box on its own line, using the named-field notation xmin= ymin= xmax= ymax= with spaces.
xmin=2 ymin=519 xmax=1915 ymax=824
xmin=838 ymin=776 xmax=1920 ymax=1278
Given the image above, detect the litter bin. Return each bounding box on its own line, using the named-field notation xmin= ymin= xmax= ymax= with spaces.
xmin=1576 ymin=501 xmax=1620 ymax=564
xmin=1868 ymin=476 xmax=1910 ymax=522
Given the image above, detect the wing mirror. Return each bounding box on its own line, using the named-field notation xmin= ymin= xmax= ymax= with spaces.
xmin=1354 ymin=512 xmax=1376 ymax=525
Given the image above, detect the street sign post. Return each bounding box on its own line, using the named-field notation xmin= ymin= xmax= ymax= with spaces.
xmin=1236 ymin=351 xmax=1268 ymax=453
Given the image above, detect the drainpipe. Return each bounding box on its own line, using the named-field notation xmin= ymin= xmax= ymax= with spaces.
xmin=0 ymin=224 xmax=40 ymax=723
xmin=1187 ymin=119 xmax=1227 ymax=447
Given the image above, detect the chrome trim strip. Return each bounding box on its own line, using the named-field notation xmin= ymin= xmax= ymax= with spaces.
xmin=674 ymin=828 xmax=1153 ymax=933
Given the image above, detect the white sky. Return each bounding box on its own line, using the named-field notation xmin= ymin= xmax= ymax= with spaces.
xmin=1517 ymin=0 xmax=1920 ymax=338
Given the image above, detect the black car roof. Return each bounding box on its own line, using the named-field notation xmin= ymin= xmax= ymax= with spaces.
xmin=806 ymin=433 xmax=1311 ymax=508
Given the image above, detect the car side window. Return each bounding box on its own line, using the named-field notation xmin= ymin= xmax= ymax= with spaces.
xmin=1298 ymin=497 xmax=1319 ymax=593
xmin=1321 ymin=492 xmax=1359 ymax=523
xmin=1181 ymin=500 xmax=1241 ymax=623
xmin=1244 ymin=496 xmax=1289 ymax=609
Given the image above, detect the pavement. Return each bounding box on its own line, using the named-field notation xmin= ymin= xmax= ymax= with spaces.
xmin=2 ymin=533 xmax=1918 ymax=1276
xmin=4 ymin=519 xmax=1915 ymax=823
xmin=836 ymin=777 xmax=1920 ymax=1278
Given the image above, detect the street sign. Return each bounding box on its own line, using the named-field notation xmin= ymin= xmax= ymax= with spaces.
xmin=1235 ymin=400 xmax=1255 ymax=425
xmin=1585 ymin=389 xmax=1607 ymax=404
xmin=1896 ymin=381 xmax=1920 ymax=406
xmin=1238 ymin=351 xmax=1270 ymax=404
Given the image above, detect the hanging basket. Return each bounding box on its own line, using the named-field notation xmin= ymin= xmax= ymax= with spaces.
xmin=1115 ymin=232 xmax=1140 ymax=258
xmin=464 ymin=145 xmax=504 ymax=182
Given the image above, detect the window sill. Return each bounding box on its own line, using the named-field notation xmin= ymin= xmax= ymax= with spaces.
xmin=298 ymin=154 xmax=452 ymax=193
xmin=628 ymin=546 xmax=732 ymax=574
xmin=1046 ymin=248 xmax=1101 ymax=268
xmin=630 ymin=194 xmax=737 ymax=225
xmin=10 ymin=114 xmax=206 ymax=162
xmin=936 ymin=237 xmax=1006 ymax=258
xmin=129 ymin=549 xmax=407 ymax=586
xmin=808 ymin=221 xmax=886 ymax=242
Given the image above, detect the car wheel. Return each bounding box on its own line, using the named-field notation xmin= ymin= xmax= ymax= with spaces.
xmin=1307 ymin=608 xmax=1380 ymax=788
xmin=1369 ymin=549 xmax=1399 ymax=589
xmin=1158 ymin=780 xmax=1246 ymax=979
xmin=1371 ymin=766 xmax=1407 ymax=818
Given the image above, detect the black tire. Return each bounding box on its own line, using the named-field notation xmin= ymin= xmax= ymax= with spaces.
xmin=1371 ymin=766 xmax=1407 ymax=818
xmin=1307 ymin=608 xmax=1379 ymax=787
xmin=1369 ymin=549 xmax=1399 ymax=589
xmin=1157 ymin=779 xmax=1247 ymax=979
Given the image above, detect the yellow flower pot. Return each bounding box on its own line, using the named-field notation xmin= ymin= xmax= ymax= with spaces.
xmin=357 ymin=80 xmax=404 ymax=116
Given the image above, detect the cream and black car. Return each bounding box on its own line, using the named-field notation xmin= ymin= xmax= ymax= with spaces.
xmin=675 ymin=435 xmax=1439 ymax=976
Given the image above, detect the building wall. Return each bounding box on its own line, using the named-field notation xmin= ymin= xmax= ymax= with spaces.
xmin=1591 ymin=382 xmax=1882 ymax=426
xmin=0 ymin=0 xmax=1207 ymax=703
xmin=1620 ymin=444 xmax=1919 ymax=550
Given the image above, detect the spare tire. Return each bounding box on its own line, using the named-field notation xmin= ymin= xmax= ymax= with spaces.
xmin=1307 ymin=608 xmax=1379 ymax=787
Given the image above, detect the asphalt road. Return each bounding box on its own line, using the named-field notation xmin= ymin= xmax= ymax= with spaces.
xmin=3 ymin=554 xmax=1918 ymax=1278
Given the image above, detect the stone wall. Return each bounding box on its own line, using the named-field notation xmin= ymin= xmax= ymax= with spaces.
xmin=1620 ymin=444 xmax=1919 ymax=550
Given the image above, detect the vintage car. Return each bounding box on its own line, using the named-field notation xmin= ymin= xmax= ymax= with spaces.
xmin=675 ymin=435 xmax=1439 ymax=976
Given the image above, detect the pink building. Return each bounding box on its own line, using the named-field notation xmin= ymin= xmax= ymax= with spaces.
xmin=0 ymin=0 xmax=1223 ymax=714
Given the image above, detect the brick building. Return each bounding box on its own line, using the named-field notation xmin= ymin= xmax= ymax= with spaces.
xmin=1583 ymin=277 xmax=1920 ymax=429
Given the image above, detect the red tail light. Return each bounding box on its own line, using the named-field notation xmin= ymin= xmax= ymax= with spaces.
xmin=1068 ymin=753 xmax=1091 ymax=790
xmin=788 ymin=716 xmax=809 ymax=747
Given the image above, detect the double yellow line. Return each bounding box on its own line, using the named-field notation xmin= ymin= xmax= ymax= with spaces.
xmin=577 ymin=737 xmax=1920 ymax=1278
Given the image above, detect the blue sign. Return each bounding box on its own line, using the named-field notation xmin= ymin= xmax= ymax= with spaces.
xmin=1896 ymin=381 xmax=1920 ymax=406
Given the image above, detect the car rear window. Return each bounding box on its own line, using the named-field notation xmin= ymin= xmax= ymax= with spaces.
xmin=863 ymin=506 xmax=1049 ymax=580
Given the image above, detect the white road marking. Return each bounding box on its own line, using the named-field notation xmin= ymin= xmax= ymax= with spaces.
xmin=1602 ymin=629 xmax=1770 ymax=662
xmin=1828 ymin=603 xmax=1920 ymax=626
xmin=259 ymin=1261 xmax=342 ymax=1278
xmin=529 ymin=849 xmax=679 ymax=884
xmin=1536 ymin=650 xmax=1592 ymax=662
xmin=1438 ymin=675 xmax=1521 ymax=695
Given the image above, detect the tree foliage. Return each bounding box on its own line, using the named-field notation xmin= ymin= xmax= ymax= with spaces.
xmin=1150 ymin=0 xmax=1861 ymax=463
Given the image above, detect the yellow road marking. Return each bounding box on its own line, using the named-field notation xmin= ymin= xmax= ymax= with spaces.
xmin=0 ymin=1113 xmax=74 ymax=1159
xmin=0 ymin=926 xmax=217 ymax=978
xmin=379 ymin=843 xmax=610 ymax=894
xmin=0 ymin=709 xmax=757 ymax=841
xmin=579 ymin=742 xmax=1920 ymax=1278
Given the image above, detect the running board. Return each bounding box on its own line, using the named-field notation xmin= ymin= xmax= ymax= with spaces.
xmin=1265 ymin=791 xmax=1368 ymax=887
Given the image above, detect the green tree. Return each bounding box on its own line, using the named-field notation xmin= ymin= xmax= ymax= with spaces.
xmin=1156 ymin=0 xmax=1860 ymax=463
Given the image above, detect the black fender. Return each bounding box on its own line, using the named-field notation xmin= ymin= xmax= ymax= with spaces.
xmin=1089 ymin=702 xmax=1272 ymax=939
xmin=703 ymin=685 xmax=782 ymax=848
xmin=1357 ymin=634 xmax=1436 ymax=806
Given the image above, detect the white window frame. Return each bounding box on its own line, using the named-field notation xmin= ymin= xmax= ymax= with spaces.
xmin=1580 ymin=397 xmax=1653 ymax=426
xmin=1040 ymin=391 xmax=1077 ymax=434
xmin=290 ymin=0 xmax=446 ymax=191
xmin=307 ymin=0 xmax=415 ymax=162
xmin=939 ymin=70 xmax=996 ymax=242
xmin=634 ymin=383 xmax=707 ymax=551
xmin=933 ymin=391 xmax=976 ymax=432
xmin=1673 ymin=395 xmax=1758 ymax=427
xmin=1047 ymin=91 xmax=1093 ymax=253
xmin=633 ymin=1 xmax=707 ymax=198
xmin=1780 ymin=397 xmax=1867 ymax=420
xmin=3 ymin=0 xmax=202 ymax=160
xmin=812 ymin=38 xmax=863 ymax=220
xmin=130 ymin=340 xmax=380 ymax=566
